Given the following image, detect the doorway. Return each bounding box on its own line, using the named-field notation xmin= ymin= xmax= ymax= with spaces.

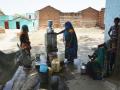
xmin=16 ymin=22 xmax=20 ymax=29
xmin=4 ymin=21 xmax=9 ymax=29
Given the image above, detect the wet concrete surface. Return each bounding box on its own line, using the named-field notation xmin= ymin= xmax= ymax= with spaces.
xmin=67 ymin=75 xmax=110 ymax=90
xmin=61 ymin=63 xmax=110 ymax=90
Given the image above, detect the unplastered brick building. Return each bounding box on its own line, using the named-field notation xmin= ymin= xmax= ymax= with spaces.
xmin=79 ymin=7 xmax=99 ymax=28
xmin=36 ymin=6 xmax=104 ymax=29
xmin=35 ymin=6 xmax=61 ymax=28
xmin=98 ymin=8 xmax=105 ymax=29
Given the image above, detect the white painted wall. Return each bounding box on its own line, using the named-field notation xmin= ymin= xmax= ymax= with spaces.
xmin=105 ymin=0 xmax=120 ymax=41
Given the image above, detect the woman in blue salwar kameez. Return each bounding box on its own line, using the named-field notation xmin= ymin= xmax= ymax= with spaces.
xmin=57 ymin=21 xmax=78 ymax=63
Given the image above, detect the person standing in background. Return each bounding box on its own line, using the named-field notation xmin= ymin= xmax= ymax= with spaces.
xmin=107 ymin=17 xmax=120 ymax=73
xmin=20 ymin=25 xmax=31 ymax=56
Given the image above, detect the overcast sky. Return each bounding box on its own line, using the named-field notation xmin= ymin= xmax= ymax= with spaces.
xmin=0 ymin=0 xmax=106 ymax=15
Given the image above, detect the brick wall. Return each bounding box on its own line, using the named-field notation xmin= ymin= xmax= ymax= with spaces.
xmin=38 ymin=6 xmax=61 ymax=28
xmin=98 ymin=8 xmax=105 ymax=29
xmin=60 ymin=13 xmax=81 ymax=27
xmin=36 ymin=6 xmax=104 ymax=29
xmin=80 ymin=7 xmax=99 ymax=27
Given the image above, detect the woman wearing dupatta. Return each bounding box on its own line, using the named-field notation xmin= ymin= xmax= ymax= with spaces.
xmin=57 ymin=21 xmax=78 ymax=63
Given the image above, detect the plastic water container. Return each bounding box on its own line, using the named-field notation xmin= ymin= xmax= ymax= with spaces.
xmin=48 ymin=67 xmax=53 ymax=76
xmin=81 ymin=63 xmax=87 ymax=74
xmin=51 ymin=58 xmax=61 ymax=72
xmin=40 ymin=53 xmax=47 ymax=64
xmin=74 ymin=58 xmax=81 ymax=73
xmin=39 ymin=54 xmax=49 ymax=89
xmin=39 ymin=64 xmax=48 ymax=73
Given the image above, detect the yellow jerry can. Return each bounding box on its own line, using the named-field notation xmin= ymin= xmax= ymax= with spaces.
xmin=48 ymin=67 xmax=53 ymax=76
xmin=51 ymin=58 xmax=61 ymax=72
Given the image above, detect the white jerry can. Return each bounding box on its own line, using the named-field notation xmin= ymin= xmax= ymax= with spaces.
xmin=51 ymin=58 xmax=61 ymax=72
xmin=81 ymin=63 xmax=87 ymax=74
xmin=57 ymin=51 xmax=65 ymax=62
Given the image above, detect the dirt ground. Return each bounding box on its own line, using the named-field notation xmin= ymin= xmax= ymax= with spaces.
xmin=0 ymin=27 xmax=104 ymax=56
xmin=0 ymin=27 xmax=110 ymax=90
xmin=0 ymin=27 xmax=104 ymax=67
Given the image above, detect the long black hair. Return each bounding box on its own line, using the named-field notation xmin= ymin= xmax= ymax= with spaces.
xmin=22 ymin=25 xmax=29 ymax=32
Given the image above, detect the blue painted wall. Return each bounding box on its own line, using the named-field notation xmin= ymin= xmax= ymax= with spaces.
xmin=0 ymin=15 xmax=38 ymax=31
xmin=0 ymin=21 xmax=5 ymax=28
xmin=8 ymin=20 xmax=16 ymax=29
xmin=0 ymin=15 xmax=13 ymax=28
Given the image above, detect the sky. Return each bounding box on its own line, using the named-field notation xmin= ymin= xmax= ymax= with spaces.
xmin=0 ymin=0 xmax=106 ymax=15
